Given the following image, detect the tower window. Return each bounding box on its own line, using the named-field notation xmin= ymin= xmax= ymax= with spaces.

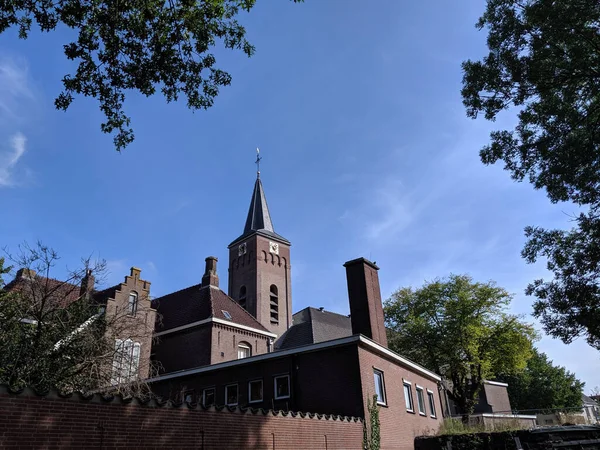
xmin=270 ymin=284 xmax=279 ymax=324
xmin=128 ymin=291 xmax=138 ymax=316
xmin=238 ymin=285 xmax=247 ymax=310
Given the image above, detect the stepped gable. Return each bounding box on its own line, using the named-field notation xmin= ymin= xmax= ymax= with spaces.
xmin=153 ymin=284 xmax=270 ymax=333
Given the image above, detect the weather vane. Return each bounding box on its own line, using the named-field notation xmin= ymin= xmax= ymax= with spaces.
xmin=256 ymin=147 xmax=262 ymax=178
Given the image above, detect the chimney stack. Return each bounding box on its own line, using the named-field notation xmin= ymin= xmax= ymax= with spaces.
xmin=80 ymin=269 xmax=95 ymax=298
xmin=16 ymin=268 xmax=36 ymax=280
xmin=202 ymin=256 xmax=219 ymax=288
xmin=343 ymin=257 xmax=388 ymax=347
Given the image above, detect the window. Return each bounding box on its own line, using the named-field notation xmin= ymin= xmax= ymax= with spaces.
xmin=111 ymin=339 xmax=141 ymax=385
xmin=403 ymin=381 xmax=414 ymax=412
xmin=238 ymin=342 xmax=252 ymax=359
xmin=225 ymin=384 xmax=238 ymax=406
xmin=274 ymin=375 xmax=290 ymax=400
xmin=373 ymin=369 xmax=386 ymax=405
xmin=416 ymin=386 xmax=426 ymax=416
xmin=248 ymin=380 xmax=263 ymax=404
xmin=270 ymin=285 xmax=279 ymax=324
xmin=238 ymin=286 xmax=247 ymax=310
xmin=202 ymin=388 xmax=215 ymax=407
xmin=222 ymin=310 xmax=232 ymax=320
xmin=427 ymin=390 xmax=436 ymax=418
xmin=183 ymin=390 xmax=195 ymax=403
xmin=128 ymin=291 xmax=138 ymax=316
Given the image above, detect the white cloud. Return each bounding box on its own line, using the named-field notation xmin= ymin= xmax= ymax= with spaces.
xmin=0 ymin=56 xmax=33 ymax=121
xmin=0 ymin=132 xmax=27 ymax=187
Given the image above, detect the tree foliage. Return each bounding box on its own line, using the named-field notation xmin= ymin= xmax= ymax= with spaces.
xmin=496 ymin=348 xmax=584 ymax=412
xmin=0 ymin=0 xmax=300 ymax=151
xmin=462 ymin=0 xmax=600 ymax=350
xmin=0 ymin=242 xmax=156 ymax=395
xmin=384 ymin=274 xmax=537 ymax=419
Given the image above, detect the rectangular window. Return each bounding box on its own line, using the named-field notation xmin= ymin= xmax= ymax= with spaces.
xmin=248 ymin=379 xmax=263 ymax=404
xmin=427 ymin=390 xmax=436 ymax=418
xmin=416 ymin=386 xmax=426 ymax=415
xmin=238 ymin=344 xmax=251 ymax=359
xmin=274 ymin=375 xmax=290 ymax=400
xmin=111 ymin=339 xmax=141 ymax=385
xmin=373 ymin=369 xmax=386 ymax=405
xmin=225 ymin=384 xmax=238 ymax=406
xmin=183 ymin=390 xmax=195 ymax=403
xmin=202 ymin=388 xmax=215 ymax=407
xmin=403 ymin=382 xmax=414 ymax=412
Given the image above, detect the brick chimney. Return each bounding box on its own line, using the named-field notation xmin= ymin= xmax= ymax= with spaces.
xmin=16 ymin=268 xmax=36 ymax=280
xmin=80 ymin=269 xmax=95 ymax=298
xmin=343 ymin=257 xmax=387 ymax=347
xmin=202 ymin=256 xmax=219 ymax=288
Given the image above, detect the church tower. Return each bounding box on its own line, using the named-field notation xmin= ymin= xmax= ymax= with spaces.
xmin=228 ymin=174 xmax=292 ymax=339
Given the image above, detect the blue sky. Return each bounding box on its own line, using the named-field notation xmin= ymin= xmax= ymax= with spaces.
xmin=0 ymin=0 xmax=597 ymax=390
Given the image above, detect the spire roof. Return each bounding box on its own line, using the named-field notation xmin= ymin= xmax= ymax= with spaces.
xmin=229 ymin=178 xmax=290 ymax=248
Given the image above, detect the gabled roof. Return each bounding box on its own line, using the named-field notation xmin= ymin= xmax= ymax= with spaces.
xmin=4 ymin=275 xmax=83 ymax=307
xmin=583 ymin=394 xmax=599 ymax=406
xmin=277 ymin=307 xmax=352 ymax=350
xmin=229 ymin=178 xmax=290 ymax=247
xmin=152 ymin=284 xmax=270 ymax=334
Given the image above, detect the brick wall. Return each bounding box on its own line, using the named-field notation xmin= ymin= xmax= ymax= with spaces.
xmin=0 ymin=386 xmax=363 ymax=450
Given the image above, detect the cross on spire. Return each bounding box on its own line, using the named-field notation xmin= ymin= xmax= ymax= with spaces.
xmin=256 ymin=147 xmax=262 ymax=179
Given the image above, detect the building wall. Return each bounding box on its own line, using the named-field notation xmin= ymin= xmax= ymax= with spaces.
xmin=152 ymin=325 xmax=212 ymax=374
xmin=209 ymin=322 xmax=271 ymax=364
xmin=357 ymin=346 xmax=442 ymax=450
xmin=104 ymin=267 xmax=156 ymax=379
xmin=0 ymin=387 xmax=363 ymax=450
xmin=477 ymin=383 xmax=512 ymax=413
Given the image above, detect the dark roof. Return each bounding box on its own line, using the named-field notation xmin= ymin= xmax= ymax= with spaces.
xmin=229 ymin=178 xmax=289 ymax=247
xmin=153 ymin=284 xmax=270 ymax=333
xmin=583 ymin=394 xmax=599 ymax=405
xmin=4 ymin=275 xmax=82 ymax=307
xmin=277 ymin=307 xmax=352 ymax=350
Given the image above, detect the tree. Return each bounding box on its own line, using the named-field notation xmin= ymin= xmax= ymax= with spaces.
xmin=461 ymin=1 xmax=600 ymax=350
xmin=384 ymin=274 xmax=537 ymax=421
xmin=0 ymin=0 xmax=301 ymax=151
xmin=0 ymin=242 xmax=157 ymax=395
xmin=496 ymin=348 xmax=584 ymax=412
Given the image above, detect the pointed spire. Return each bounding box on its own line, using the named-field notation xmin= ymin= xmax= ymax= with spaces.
xmin=244 ymin=178 xmax=274 ymax=234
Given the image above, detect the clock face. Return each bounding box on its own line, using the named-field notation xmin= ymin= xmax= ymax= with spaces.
xmin=269 ymin=242 xmax=279 ymax=255
xmin=238 ymin=243 xmax=247 ymax=256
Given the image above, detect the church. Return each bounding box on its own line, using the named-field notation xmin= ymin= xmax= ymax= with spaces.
xmin=147 ymin=173 xmax=444 ymax=447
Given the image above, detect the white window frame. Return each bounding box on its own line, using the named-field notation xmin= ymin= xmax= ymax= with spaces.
xmin=373 ymin=369 xmax=387 ymax=406
xmin=403 ymin=380 xmax=414 ymax=413
xmin=111 ymin=339 xmax=141 ymax=385
xmin=128 ymin=291 xmax=138 ymax=316
xmin=237 ymin=343 xmax=251 ymax=359
xmin=274 ymin=374 xmax=290 ymax=400
xmin=225 ymin=383 xmax=238 ymax=406
xmin=416 ymin=385 xmax=426 ymax=416
xmin=248 ymin=379 xmax=264 ymax=404
xmin=427 ymin=389 xmax=437 ymax=418
xmin=202 ymin=387 xmax=216 ymax=407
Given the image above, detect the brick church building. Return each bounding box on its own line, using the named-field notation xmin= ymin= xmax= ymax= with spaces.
xmin=146 ymin=175 xmax=444 ymax=448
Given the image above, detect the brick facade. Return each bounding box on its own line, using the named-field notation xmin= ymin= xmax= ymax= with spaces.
xmin=0 ymin=386 xmax=363 ymax=450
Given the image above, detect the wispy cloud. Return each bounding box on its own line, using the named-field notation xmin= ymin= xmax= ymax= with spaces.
xmin=0 ymin=56 xmax=34 ymax=121
xmin=0 ymin=133 xmax=27 ymax=187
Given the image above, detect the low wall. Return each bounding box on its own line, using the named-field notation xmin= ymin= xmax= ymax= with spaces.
xmin=469 ymin=413 xmax=537 ymax=431
xmin=0 ymin=385 xmax=363 ymax=449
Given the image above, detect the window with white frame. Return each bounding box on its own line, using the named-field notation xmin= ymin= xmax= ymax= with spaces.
xmin=416 ymin=386 xmax=426 ymax=415
xmin=249 ymin=379 xmax=263 ymax=403
xmin=225 ymin=384 xmax=238 ymax=406
xmin=403 ymin=381 xmax=414 ymax=412
xmin=128 ymin=291 xmax=138 ymax=316
xmin=202 ymin=387 xmax=215 ymax=407
xmin=427 ymin=390 xmax=436 ymax=418
xmin=111 ymin=339 xmax=141 ymax=385
xmin=373 ymin=369 xmax=386 ymax=405
xmin=238 ymin=342 xmax=251 ymax=359
xmin=274 ymin=375 xmax=290 ymax=400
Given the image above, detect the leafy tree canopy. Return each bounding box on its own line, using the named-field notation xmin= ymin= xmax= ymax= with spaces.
xmin=462 ymin=0 xmax=600 ymax=349
xmin=384 ymin=274 xmax=537 ymax=419
xmin=0 ymin=0 xmax=301 ymax=151
xmin=496 ymin=348 xmax=584 ymax=412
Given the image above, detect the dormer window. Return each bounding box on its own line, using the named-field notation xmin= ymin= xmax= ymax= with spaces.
xmin=128 ymin=291 xmax=138 ymax=316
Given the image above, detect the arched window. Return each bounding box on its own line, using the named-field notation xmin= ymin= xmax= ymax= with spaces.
xmin=128 ymin=291 xmax=138 ymax=316
xmin=270 ymin=285 xmax=279 ymax=324
xmin=239 ymin=285 xmax=247 ymax=310
xmin=238 ymin=342 xmax=252 ymax=359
